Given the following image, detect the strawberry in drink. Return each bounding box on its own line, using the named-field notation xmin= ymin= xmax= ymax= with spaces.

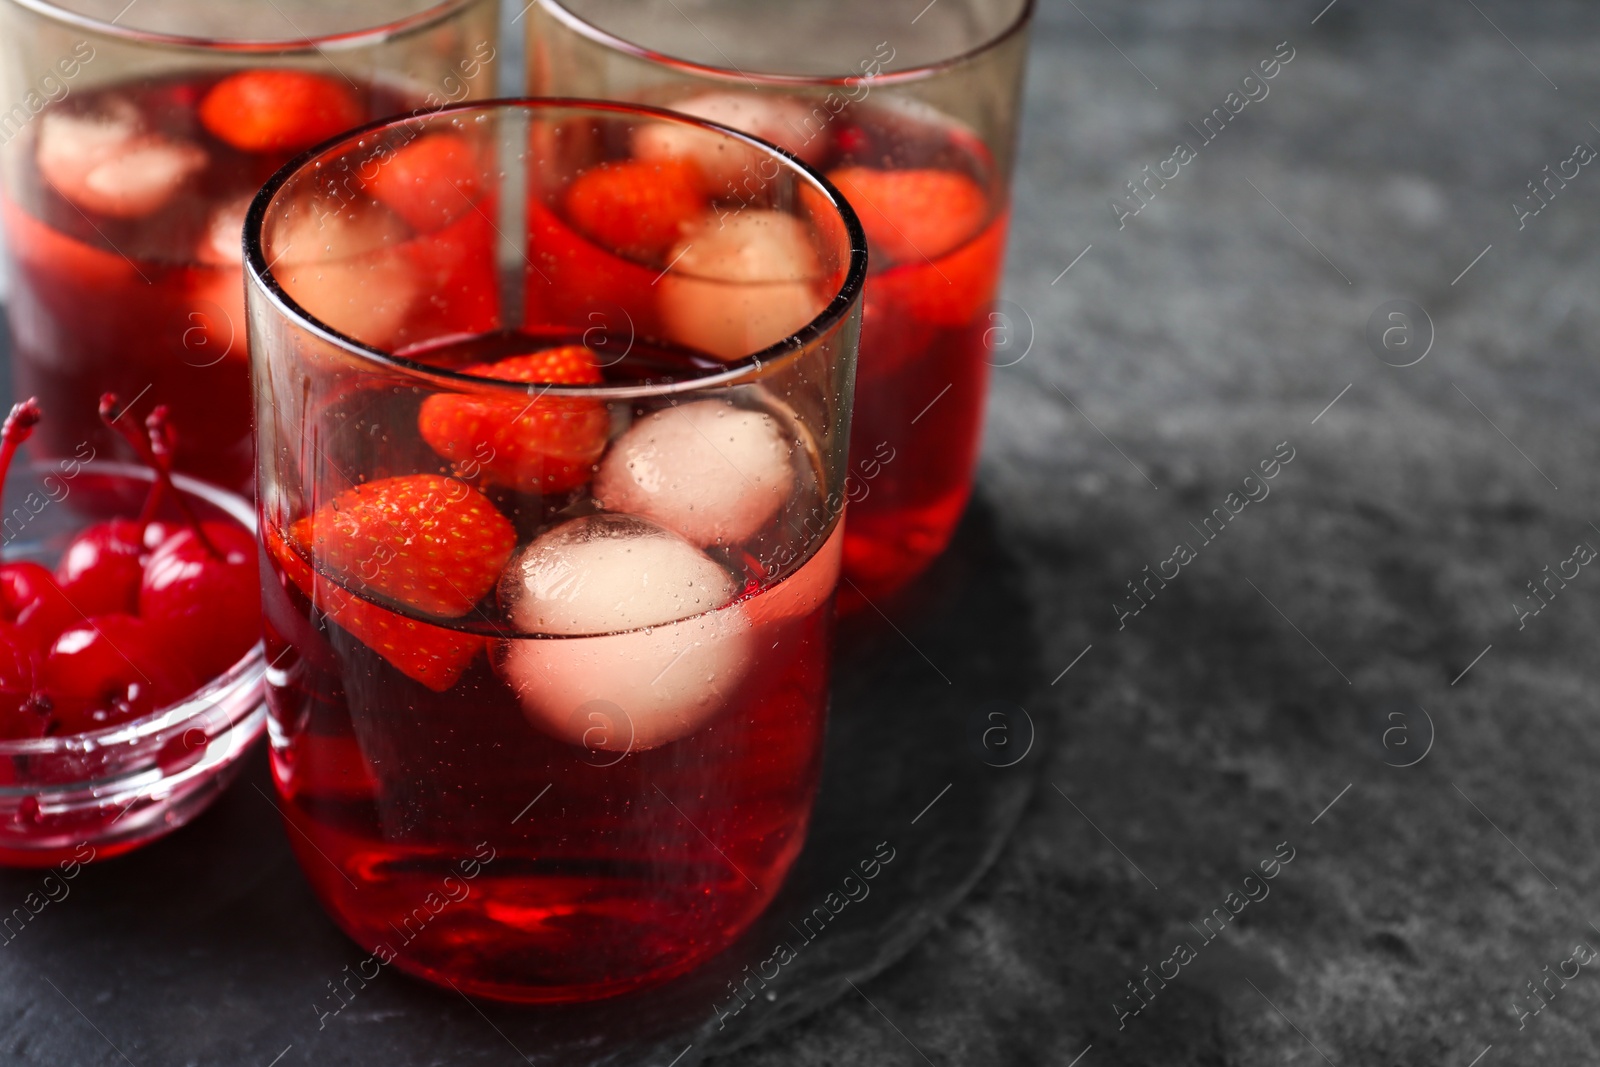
xmin=0 ymin=70 xmax=495 ymax=491
xmin=261 ymin=332 xmax=842 ymax=1001
xmin=251 ymin=102 xmax=862 ymax=1000
xmin=529 ymin=90 xmax=1008 ymax=601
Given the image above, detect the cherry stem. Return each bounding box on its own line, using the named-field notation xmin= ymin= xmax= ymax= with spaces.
xmin=0 ymin=399 xmax=42 ymax=563
xmin=136 ymin=476 xmax=165 ymax=528
xmin=97 ymin=394 xmax=221 ymax=560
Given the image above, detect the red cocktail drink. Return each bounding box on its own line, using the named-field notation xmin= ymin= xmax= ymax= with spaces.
xmin=0 ymin=0 xmax=500 ymax=491
xmin=248 ymin=102 xmax=864 ymax=1001
xmin=527 ymin=0 xmax=1032 ymax=599
xmin=753 ymin=106 xmax=1010 ymax=598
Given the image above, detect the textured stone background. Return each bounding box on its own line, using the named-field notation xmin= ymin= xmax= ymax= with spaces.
xmin=731 ymin=0 xmax=1600 ymax=1064
xmin=5 ymin=0 xmax=1600 ymax=1064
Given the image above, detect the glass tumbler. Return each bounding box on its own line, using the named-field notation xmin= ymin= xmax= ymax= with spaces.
xmin=527 ymin=0 xmax=1032 ymax=601
xmin=246 ymin=100 xmax=865 ymax=1002
xmin=0 ymin=0 xmax=499 ymax=492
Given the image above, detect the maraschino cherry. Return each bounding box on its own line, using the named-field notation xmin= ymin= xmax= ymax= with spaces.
xmin=0 ymin=622 xmax=40 ymax=740
xmin=134 ymin=404 xmax=260 ymax=680
xmin=43 ymin=615 xmax=197 ymax=734
xmin=0 ymin=395 xmax=262 ymax=738
xmin=0 ymin=400 xmax=62 ymax=739
xmin=54 ymin=396 xmax=182 ymax=615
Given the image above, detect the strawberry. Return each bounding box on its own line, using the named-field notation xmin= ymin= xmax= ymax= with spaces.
xmin=417 ymin=347 xmax=610 ymax=495
xmin=871 ymin=209 xmax=1009 ymax=328
xmin=290 ymin=474 xmax=515 ymax=618
xmin=563 ymin=158 xmax=707 ymax=261
xmin=526 ymin=194 xmax=666 ymax=337
xmin=364 ymin=133 xmax=482 ymax=232
xmin=199 ymin=70 xmax=363 ymax=154
xmin=401 ymin=205 xmax=501 ymax=339
xmin=266 ymin=524 xmax=486 ymax=692
xmin=826 ymin=166 xmax=990 ymax=267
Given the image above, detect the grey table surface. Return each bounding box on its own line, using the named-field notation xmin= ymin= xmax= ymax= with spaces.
xmin=7 ymin=0 xmax=1600 ymax=1064
xmin=749 ymin=0 xmax=1600 ymax=1064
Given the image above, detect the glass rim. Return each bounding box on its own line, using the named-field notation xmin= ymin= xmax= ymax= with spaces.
xmin=0 ymin=0 xmax=486 ymax=53
xmin=534 ymin=0 xmax=1035 ymax=87
xmin=243 ymin=96 xmax=870 ymax=401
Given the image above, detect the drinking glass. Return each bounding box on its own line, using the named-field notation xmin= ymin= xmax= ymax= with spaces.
xmin=0 ymin=0 xmax=499 ymax=492
xmin=527 ymin=0 xmax=1032 ymax=600
xmin=246 ymin=99 xmax=865 ymax=1001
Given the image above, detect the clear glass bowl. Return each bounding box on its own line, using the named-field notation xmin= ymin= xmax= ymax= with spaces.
xmin=0 ymin=460 xmax=264 ymax=866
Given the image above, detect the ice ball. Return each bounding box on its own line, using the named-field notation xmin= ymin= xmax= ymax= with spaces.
xmin=658 ymin=209 xmax=825 ymax=361
xmin=497 ymin=514 xmax=753 ymax=750
xmin=501 ymin=512 xmax=736 ymax=634
xmin=272 ymin=203 xmax=417 ymax=346
xmin=594 ymin=399 xmax=794 ymax=549
xmin=634 ymin=92 xmax=824 ymax=188
xmin=37 ymin=102 xmax=205 ymax=219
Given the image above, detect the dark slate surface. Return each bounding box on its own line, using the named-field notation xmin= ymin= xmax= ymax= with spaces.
xmin=0 ymin=484 xmax=1038 ymax=1067
xmin=7 ymin=0 xmax=1600 ymax=1063
xmin=724 ymin=0 xmax=1600 ymax=1064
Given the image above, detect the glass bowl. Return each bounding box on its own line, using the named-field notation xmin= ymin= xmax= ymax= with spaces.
xmin=0 ymin=460 xmax=264 ymax=866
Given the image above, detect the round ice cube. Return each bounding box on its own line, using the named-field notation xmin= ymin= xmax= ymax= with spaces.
xmin=497 ymin=514 xmax=754 ymax=751
xmin=634 ymin=92 xmax=824 ymax=188
xmin=36 ymin=100 xmax=139 ymax=170
xmin=502 ymin=513 xmax=736 ymax=634
xmin=273 ymin=204 xmax=417 ymax=346
xmin=273 ymin=202 xmax=408 ymax=263
xmin=37 ymin=103 xmax=206 ymax=219
xmin=594 ymin=399 xmax=795 ymax=548
xmin=198 ymin=195 xmax=253 ymax=266
xmin=658 ymin=209 xmax=825 ymax=361
xmin=80 ymin=140 xmax=207 ymax=219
